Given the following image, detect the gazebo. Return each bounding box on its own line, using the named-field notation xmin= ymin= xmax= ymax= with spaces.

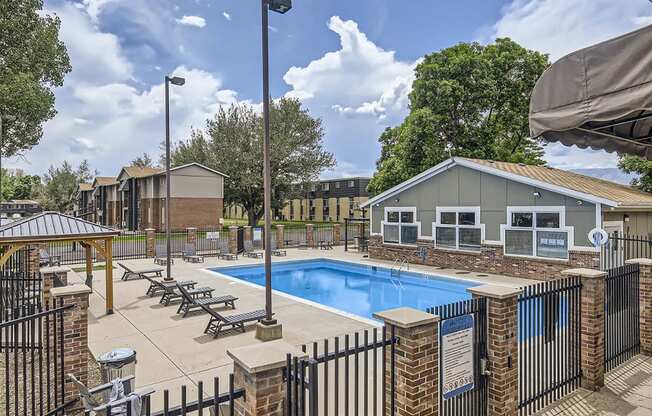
xmin=0 ymin=212 xmax=120 ymax=314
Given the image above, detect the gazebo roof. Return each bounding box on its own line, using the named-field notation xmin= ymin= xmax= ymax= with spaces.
xmin=0 ymin=211 xmax=119 ymax=243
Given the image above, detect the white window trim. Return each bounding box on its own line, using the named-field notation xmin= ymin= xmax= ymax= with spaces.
xmin=381 ymin=207 xmax=421 ymax=246
xmin=432 ymin=207 xmax=485 ymax=251
xmin=501 ymin=206 xmax=575 ymax=260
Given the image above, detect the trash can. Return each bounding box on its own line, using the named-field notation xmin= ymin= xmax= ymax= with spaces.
xmin=97 ymin=348 xmax=137 ymax=384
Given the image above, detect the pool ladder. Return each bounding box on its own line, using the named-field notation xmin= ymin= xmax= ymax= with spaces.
xmin=390 ymin=257 xmax=409 ymax=289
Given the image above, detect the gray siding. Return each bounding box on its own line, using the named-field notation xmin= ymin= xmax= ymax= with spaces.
xmin=371 ymin=165 xmax=596 ymax=247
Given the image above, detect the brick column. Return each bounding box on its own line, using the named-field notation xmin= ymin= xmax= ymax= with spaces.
xmin=41 ymin=266 xmax=70 ymax=307
xmin=333 ymin=223 xmax=341 ymax=246
xmin=187 ymin=227 xmax=197 ymax=252
xmin=627 ymin=259 xmax=652 ymax=356
xmin=229 ymin=226 xmax=239 ymax=254
xmin=374 ymin=307 xmax=440 ymax=416
xmin=95 ymin=239 xmax=106 ymax=262
xmin=306 ymin=224 xmax=314 ymax=248
xmin=275 ymin=225 xmax=285 ymax=249
xmin=468 ymin=285 xmax=521 ymax=416
xmin=228 ymin=340 xmax=307 ymax=416
xmin=28 ymin=243 xmax=46 ymax=274
xmin=562 ymin=268 xmax=606 ymax=391
xmin=51 ymin=285 xmax=92 ymax=403
xmin=146 ymin=228 xmax=156 ymax=258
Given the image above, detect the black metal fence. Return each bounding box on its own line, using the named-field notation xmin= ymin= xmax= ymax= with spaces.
xmin=285 ymin=327 xmax=398 ymax=416
xmin=428 ymin=297 xmax=488 ymax=416
xmin=518 ymin=276 xmax=582 ymax=416
xmin=1 ymin=299 xmax=72 ymax=416
xmin=112 ymin=230 xmax=148 ymax=260
xmin=1 ymin=271 xmax=42 ymax=321
xmin=601 ymin=233 xmax=652 ymax=270
xmin=196 ymin=227 xmax=229 ymax=256
xmin=344 ymin=219 xmax=369 ymax=251
xmin=605 ymin=263 xmax=640 ymax=372
xmin=0 ymin=246 xmax=32 ymax=274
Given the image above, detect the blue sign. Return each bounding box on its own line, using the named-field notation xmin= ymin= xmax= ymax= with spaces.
xmin=441 ymin=314 xmax=475 ymax=399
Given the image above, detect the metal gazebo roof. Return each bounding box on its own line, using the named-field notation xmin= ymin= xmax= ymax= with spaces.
xmin=0 ymin=211 xmax=119 ymax=243
xmin=529 ymin=24 xmax=652 ymax=159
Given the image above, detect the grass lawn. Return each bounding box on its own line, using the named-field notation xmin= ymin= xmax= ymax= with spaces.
xmin=223 ymin=218 xmax=338 ymax=228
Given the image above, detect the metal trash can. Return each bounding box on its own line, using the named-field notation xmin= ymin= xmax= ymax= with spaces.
xmin=97 ymin=348 xmax=137 ymax=384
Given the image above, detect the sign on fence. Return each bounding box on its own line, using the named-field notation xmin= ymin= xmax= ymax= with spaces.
xmin=441 ymin=314 xmax=475 ymax=399
xmin=206 ymin=232 xmax=220 ymax=240
xmin=253 ymin=228 xmax=262 ymax=241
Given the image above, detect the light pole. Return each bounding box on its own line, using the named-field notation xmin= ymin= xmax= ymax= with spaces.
xmin=258 ymin=0 xmax=292 ymax=337
xmin=164 ymin=75 xmax=185 ymax=281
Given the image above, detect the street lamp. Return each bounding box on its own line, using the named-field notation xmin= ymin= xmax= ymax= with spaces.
xmin=257 ymin=0 xmax=292 ymax=340
xmin=164 ymin=75 xmax=185 ymax=281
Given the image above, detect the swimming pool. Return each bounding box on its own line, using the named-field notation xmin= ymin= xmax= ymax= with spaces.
xmin=210 ymin=259 xmax=478 ymax=320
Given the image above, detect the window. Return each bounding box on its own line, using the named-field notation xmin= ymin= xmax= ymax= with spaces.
xmin=382 ymin=208 xmax=419 ymax=245
xmin=433 ymin=208 xmax=482 ymax=251
xmin=348 ymin=180 xmax=355 ymax=188
xmin=322 ymin=183 xmax=330 ymax=191
xmin=504 ymin=208 xmax=568 ymax=259
xmin=335 ymin=182 xmax=340 ymax=189
xmin=322 ymin=199 xmax=329 ymax=219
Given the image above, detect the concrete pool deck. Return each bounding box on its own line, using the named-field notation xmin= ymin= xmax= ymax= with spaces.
xmin=70 ymin=246 xmax=536 ymax=409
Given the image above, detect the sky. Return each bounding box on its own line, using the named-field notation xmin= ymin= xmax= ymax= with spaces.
xmin=6 ymin=0 xmax=652 ymax=180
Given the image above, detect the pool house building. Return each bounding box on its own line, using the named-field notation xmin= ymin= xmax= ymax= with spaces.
xmin=362 ymin=157 xmax=652 ymax=279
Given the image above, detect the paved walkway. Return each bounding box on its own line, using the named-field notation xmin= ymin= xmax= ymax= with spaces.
xmin=535 ymin=354 xmax=652 ymax=415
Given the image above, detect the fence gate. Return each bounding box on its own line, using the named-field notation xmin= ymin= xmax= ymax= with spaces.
xmin=1 ymin=300 xmax=73 ymax=416
xmin=284 ymin=327 xmax=398 ymax=416
xmin=518 ymin=276 xmax=582 ymax=416
xmin=428 ymin=297 xmax=488 ymax=416
xmin=605 ymin=263 xmax=640 ymax=372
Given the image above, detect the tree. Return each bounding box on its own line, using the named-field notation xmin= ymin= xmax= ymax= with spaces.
xmin=130 ymin=153 xmax=154 ymax=168
xmin=618 ymin=155 xmax=650 ymax=192
xmin=0 ymin=169 xmax=41 ymax=201
xmin=0 ymin=1 xmax=71 ymax=157
xmin=37 ymin=160 xmax=94 ymax=213
xmin=171 ymin=98 xmax=335 ymax=226
xmin=368 ymin=38 xmax=549 ymax=194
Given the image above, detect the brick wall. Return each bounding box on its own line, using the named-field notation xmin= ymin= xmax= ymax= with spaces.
xmin=368 ymin=235 xmax=599 ymax=281
xmin=169 ymin=197 xmax=223 ymax=231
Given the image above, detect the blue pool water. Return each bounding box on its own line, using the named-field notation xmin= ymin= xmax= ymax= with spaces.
xmin=211 ymin=259 xmax=478 ymax=320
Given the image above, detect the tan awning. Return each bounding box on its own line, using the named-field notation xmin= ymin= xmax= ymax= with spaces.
xmin=529 ymin=24 xmax=652 ymax=159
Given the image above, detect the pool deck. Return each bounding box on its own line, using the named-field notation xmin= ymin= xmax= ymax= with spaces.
xmin=71 ymin=246 xmax=536 ymax=409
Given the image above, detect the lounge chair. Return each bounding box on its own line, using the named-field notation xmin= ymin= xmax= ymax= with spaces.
xmin=39 ymin=249 xmax=61 ymax=267
xmin=182 ymin=243 xmax=204 ymax=263
xmin=141 ymin=274 xmax=196 ymax=297
xmin=201 ymin=304 xmax=268 ymax=338
xmin=242 ymin=241 xmax=263 ymax=259
xmin=176 ymin=283 xmax=238 ymax=317
xmin=217 ymin=240 xmax=238 ymax=261
xmin=270 ymin=239 xmax=287 ymax=257
xmin=118 ymin=262 xmax=164 ymax=281
xmin=67 ymin=374 xmax=154 ymax=416
xmin=319 ymin=240 xmax=333 ymax=250
xmin=154 ymin=244 xmax=174 ymax=266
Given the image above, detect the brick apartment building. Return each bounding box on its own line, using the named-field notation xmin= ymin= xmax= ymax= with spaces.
xmin=75 ymin=163 xmax=227 ymax=231
xmin=225 ymin=177 xmax=371 ymax=222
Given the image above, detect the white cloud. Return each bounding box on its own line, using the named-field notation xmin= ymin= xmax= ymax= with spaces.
xmin=176 ymin=15 xmax=206 ymax=28
xmin=222 ymin=12 xmax=231 ymax=21
xmin=81 ymin=0 xmax=121 ymax=22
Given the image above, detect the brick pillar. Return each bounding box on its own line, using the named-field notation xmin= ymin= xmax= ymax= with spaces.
xmin=562 ymin=268 xmax=606 ymax=391
xmin=146 ymin=228 xmax=156 ymax=258
xmin=374 ymin=307 xmax=440 ymax=416
xmin=41 ymin=266 xmax=70 ymax=307
xmin=187 ymin=227 xmax=197 ymax=252
xmin=228 ymin=341 xmax=307 ymax=416
xmin=229 ymin=226 xmax=239 ymax=254
xmin=28 ymin=243 xmax=46 ymax=274
xmin=468 ymin=285 xmax=521 ymax=416
xmin=50 ymin=285 xmax=92 ymax=403
xmin=275 ymin=225 xmax=285 ymax=249
xmin=627 ymin=259 xmax=652 ymax=356
xmin=333 ymin=223 xmax=341 ymax=246
xmin=95 ymin=239 xmax=106 ymax=262
xmin=306 ymin=224 xmax=314 ymax=248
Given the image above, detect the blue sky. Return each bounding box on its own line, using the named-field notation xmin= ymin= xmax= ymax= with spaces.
xmin=7 ymin=0 xmax=652 ymax=179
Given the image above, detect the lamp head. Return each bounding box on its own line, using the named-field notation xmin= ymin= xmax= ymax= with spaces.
xmin=269 ymin=0 xmax=292 ymax=13
xmin=167 ymin=76 xmax=186 ymax=86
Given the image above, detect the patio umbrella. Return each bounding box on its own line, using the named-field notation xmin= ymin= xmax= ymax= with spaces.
xmin=529 ymin=23 xmax=652 ymax=159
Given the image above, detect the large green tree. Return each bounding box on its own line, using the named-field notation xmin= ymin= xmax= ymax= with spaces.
xmin=618 ymin=155 xmax=651 ymax=192
xmin=0 ymin=0 xmax=71 ymax=156
xmin=37 ymin=160 xmax=94 ymax=213
xmin=0 ymin=169 xmax=41 ymax=201
xmin=171 ymin=98 xmax=335 ymax=226
xmin=369 ymin=38 xmax=550 ymax=194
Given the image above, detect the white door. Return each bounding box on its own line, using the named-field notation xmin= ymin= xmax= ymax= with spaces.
xmin=603 ymin=221 xmax=624 ymax=268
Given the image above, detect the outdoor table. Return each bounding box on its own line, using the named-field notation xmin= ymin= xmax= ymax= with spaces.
xmin=284 ymin=239 xmax=294 ymax=246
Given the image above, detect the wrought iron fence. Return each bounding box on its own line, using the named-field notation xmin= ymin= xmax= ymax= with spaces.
xmin=1 ymin=299 xmax=72 ymax=416
xmin=196 ymin=227 xmax=228 ymax=256
xmin=0 ymin=246 xmax=32 ymax=274
xmin=601 ymin=233 xmax=652 ymax=270
xmin=47 ymin=241 xmax=93 ymax=265
xmin=344 ymin=219 xmax=369 ymax=251
xmin=518 ymin=276 xmax=582 ymax=416
xmin=428 ymin=297 xmax=488 ymax=416
xmin=605 ymin=263 xmax=640 ymax=372
xmin=1 ymin=271 xmax=42 ymax=321
xmin=284 ymin=226 xmax=308 ymax=248
xmin=312 ymin=225 xmax=335 ymax=247
xmin=112 ymin=230 xmax=148 ymax=260
xmin=285 ymin=327 xmax=398 ymax=416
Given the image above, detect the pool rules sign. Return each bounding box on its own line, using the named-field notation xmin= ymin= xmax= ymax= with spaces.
xmin=441 ymin=314 xmax=475 ymax=399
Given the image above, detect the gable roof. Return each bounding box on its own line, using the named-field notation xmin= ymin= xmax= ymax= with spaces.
xmin=144 ymin=163 xmax=229 ymax=179
xmin=92 ymin=177 xmax=119 ymax=187
xmin=117 ymin=166 xmax=163 ymax=181
xmin=0 ymin=212 xmax=119 ymax=242
xmin=361 ymin=157 xmax=652 ymax=209
xmin=79 ymin=183 xmax=93 ymax=192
